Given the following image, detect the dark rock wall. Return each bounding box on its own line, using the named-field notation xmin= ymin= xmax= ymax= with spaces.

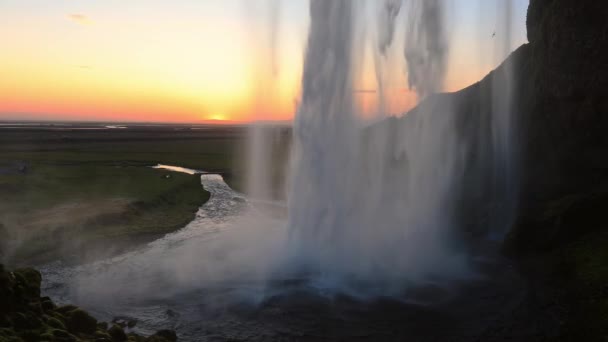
xmin=513 ymin=0 xmax=608 ymax=250
xmin=385 ymin=0 xmax=608 ymax=248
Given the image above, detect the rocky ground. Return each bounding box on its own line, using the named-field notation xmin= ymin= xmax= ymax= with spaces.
xmin=0 ymin=265 xmax=177 ymax=342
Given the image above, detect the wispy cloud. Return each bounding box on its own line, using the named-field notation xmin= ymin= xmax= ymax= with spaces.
xmin=67 ymin=14 xmax=92 ymax=25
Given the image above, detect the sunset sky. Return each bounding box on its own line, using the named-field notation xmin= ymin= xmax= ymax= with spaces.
xmin=0 ymin=0 xmax=528 ymax=123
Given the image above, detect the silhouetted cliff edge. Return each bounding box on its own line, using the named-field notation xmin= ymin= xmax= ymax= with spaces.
xmin=384 ymin=0 xmax=608 ymax=339
xmin=386 ymin=0 xmax=608 ymax=250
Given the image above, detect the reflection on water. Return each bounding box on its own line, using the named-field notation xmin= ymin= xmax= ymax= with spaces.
xmin=151 ymin=164 xmax=203 ymax=175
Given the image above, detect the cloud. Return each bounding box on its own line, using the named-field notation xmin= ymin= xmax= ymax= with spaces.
xmin=68 ymin=14 xmax=92 ymax=25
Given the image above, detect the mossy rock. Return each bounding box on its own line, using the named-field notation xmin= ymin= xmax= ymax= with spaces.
xmin=0 ymin=327 xmax=19 ymax=338
xmin=505 ymin=190 xmax=608 ymax=254
xmin=10 ymin=312 xmax=41 ymax=330
xmin=94 ymin=329 xmax=113 ymax=340
xmin=39 ymin=331 xmax=55 ymax=341
xmin=20 ymin=329 xmax=43 ymax=342
xmin=65 ymin=309 xmax=97 ymax=335
xmin=0 ymin=314 xmax=11 ymax=328
xmin=40 ymin=297 xmax=56 ymax=312
xmin=557 ymin=231 xmax=608 ymax=340
xmin=126 ymin=333 xmax=145 ymax=342
xmin=96 ymin=322 xmax=108 ymax=331
xmin=54 ymin=306 xmax=78 ymax=316
xmin=0 ymin=265 xmax=178 ymax=342
xmin=108 ymin=324 xmax=127 ymax=342
xmin=49 ymin=328 xmax=77 ymax=341
xmin=46 ymin=317 xmax=66 ymax=330
xmin=49 ymin=312 xmax=67 ymax=324
xmin=147 ymin=330 xmax=177 ymax=342
xmin=13 ymin=268 xmax=42 ymax=299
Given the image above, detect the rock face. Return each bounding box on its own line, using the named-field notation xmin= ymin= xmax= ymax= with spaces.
xmin=384 ymin=0 xmax=608 ymax=249
xmin=512 ymin=0 xmax=608 ymax=250
xmin=527 ymin=0 xmax=608 ymax=99
xmin=0 ymin=264 xmax=178 ymax=342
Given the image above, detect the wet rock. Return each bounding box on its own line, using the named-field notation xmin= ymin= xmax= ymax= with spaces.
xmin=232 ymin=196 xmax=246 ymax=203
xmin=112 ymin=316 xmax=137 ymax=329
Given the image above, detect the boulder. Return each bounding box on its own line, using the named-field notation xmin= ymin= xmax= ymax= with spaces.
xmin=0 ymin=264 xmax=179 ymax=341
xmin=66 ymin=308 xmax=98 ymax=335
xmin=108 ymin=324 xmax=128 ymax=342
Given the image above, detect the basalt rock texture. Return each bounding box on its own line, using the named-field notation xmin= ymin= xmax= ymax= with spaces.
xmin=510 ymin=0 xmax=608 ymax=251
xmin=387 ymin=0 xmax=608 ymax=248
xmin=0 ymin=265 xmax=177 ymax=342
xmin=380 ymin=2 xmax=608 ymax=337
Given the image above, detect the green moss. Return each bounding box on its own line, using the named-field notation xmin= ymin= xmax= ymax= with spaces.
xmin=65 ymin=309 xmax=97 ymax=335
xmin=12 ymin=268 xmax=41 ymax=298
xmin=54 ymin=306 xmax=78 ymax=316
xmin=3 ymin=164 xmax=210 ymax=264
xmin=48 ymin=328 xmax=77 ymax=341
xmin=1 ymin=265 xmax=178 ymax=341
xmin=94 ymin=329 xmax=112 ymax=340
xmin=108 ymin=324 xmax=127 ymax=342
xmin=46 ymin=317 xmax=66 ymax=331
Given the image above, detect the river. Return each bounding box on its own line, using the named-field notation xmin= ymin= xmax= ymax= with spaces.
xmin=39 ymin=168 xmax=531 ymax=341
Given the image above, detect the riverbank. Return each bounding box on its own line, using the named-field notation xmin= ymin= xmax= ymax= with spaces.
xmin=0 ymin=124 xmax=248 ymax=266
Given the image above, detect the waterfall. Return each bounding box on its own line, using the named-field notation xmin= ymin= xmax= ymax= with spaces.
xmin=243 ymin=0 xmax=518 ymax=295
xmin=284 ymin=0 xmax=466 ymax=294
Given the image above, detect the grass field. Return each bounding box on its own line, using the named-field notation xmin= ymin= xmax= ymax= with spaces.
xmin=0 ymin=123 xmax=249 ymax=265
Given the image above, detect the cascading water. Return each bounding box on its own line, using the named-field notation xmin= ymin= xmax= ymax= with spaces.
xmin=284 ymin=0 xmax=468 ymax=294
xmin=271 ymin=0 xmax=518 ymax=293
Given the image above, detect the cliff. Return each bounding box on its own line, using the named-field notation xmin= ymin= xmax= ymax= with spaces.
xmin=386 ymin=0 xmax=608 ymax=249
xmin=383 ymin=0 xmax=608 ymax=339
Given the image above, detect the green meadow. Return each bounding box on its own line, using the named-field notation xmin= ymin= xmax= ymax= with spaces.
xmin=0 ymin=125 xmax=247 ymax=265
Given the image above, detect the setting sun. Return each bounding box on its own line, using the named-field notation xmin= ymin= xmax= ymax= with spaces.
xmin=207 ymin=112 xmax=227 ymax=121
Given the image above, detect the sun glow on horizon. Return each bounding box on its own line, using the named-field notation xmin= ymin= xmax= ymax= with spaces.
xmin=0 ymin=0 xmax=528 ymax=124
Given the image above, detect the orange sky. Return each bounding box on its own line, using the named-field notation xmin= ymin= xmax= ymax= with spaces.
xmin=0 ymin=0 xmax=528 ymax=123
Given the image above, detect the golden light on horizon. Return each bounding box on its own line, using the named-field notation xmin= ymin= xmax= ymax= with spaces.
xmin=0 ymin=1 xmax=528 ymax=123
xmin=207 ymin=112 xmax=227 ymax=121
